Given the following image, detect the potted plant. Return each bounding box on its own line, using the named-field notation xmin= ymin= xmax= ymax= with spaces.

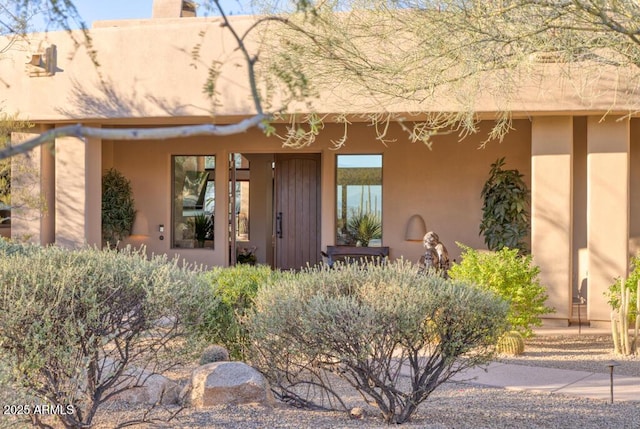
xmin=237 ymin=246 xmax=257 ymax=265
xmin=193 ymin=212 xmax=212 ymax=248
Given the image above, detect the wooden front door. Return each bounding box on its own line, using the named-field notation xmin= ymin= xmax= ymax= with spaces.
xmin=274 ymin=154 xmax=321 ymax=270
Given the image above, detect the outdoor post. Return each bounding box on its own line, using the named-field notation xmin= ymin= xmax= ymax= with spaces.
xmin=606 ymin=360 xmax=620 ymax=404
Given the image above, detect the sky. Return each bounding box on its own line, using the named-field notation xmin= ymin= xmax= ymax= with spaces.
xmin=65 ymin=0 xmax=254 ymax=28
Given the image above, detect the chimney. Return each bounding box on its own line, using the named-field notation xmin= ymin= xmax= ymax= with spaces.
xmin=152 ymin=0 xmax=197 ymax=18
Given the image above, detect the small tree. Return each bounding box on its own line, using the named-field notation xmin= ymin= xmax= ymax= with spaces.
xmin=102 ymin=168 xmax=136 ymax=247
xmin=246 ymin=261 xmax=509 ymax=424
xmin=606 ymin=254 xmax=640 ymax=355
xmin=479 ymin=157 xmax=530 ymax=253
xmin=449 ymin=244 xmax=554 ymax=337
xmin=0 ymin=241 xmax=216 ymax=429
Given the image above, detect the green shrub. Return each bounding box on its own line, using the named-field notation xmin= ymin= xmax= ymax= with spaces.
xmin=196 ymin=264 xmax=278 ymax=360
xmin=0 ymin=244 xmax=215 ymax=429
xmin=246 ymin=261 xmax=509 ymax=424
xmin=479 ymin=157 xmax=530 ymax=253
xmin=448 ymin=244 xmax=554 ymax=337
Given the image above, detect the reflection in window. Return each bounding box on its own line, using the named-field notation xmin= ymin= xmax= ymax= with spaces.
xmin=336 ymin=155 xmax=382 ymax=246
xmin=230 ymin=154 xmax=250 ymax=241
xmin=172 ymin=155 xmax=215 ymax=248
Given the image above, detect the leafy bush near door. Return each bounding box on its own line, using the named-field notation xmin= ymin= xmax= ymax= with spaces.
xmin=102 ymin=168 xmax=136 ymax=247
xmin=480 ymin=157 xmax=530 ymax=253
xmin=448 ymin=244 xmax=554 ymax=337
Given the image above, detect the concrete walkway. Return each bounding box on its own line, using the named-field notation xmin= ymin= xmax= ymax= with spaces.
xmin=451 ymin=362 xmax=639 ymax=402
xmin=451 ymin=326 xmax=640 ymax=403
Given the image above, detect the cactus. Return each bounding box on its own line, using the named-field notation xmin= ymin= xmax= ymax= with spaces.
xmin=496 ymin=331 xmax=525 ymax=356
xmin=199 ymin=344 xmax=230 ymax=365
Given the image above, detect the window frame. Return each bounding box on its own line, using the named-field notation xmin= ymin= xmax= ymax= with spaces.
xmin=335 ymin=154 xmax=383 ymax=247
xmin=171 ymin=155 xmax=216 ymax=249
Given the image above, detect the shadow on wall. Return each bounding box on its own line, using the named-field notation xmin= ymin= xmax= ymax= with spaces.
xmin=56 ymin=78 xmax=199 ymax=119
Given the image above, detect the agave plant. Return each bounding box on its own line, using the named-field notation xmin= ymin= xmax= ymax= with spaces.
xmin=346 ymin=210 xmax=382 ymax=247
xmin=193 ymin=212 xmax=212 ymax=246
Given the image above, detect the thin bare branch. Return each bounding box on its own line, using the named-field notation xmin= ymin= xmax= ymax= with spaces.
xmin=0 ymin=114 xmax=269 ymax=160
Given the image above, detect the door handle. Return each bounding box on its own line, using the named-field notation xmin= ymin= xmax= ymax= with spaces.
xmin=276 ymin=212 xmax=283 ymax=239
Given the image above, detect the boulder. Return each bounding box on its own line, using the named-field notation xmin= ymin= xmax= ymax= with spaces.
xmin=108 ymin=372 xmax=180 ymax=405
xmin=189 ymin=361 xmax=274 ymax=408
xmin=101 ymin=359 xmax=180 ymax=405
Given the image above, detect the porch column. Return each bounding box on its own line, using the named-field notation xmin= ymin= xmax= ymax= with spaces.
xmin=321 ymin=149 xmax=335 ymax=251
xmin=531 ymin=117 xmax=573 ymax=325
xmin=213 ymin=149 xmax=229 ymax=266
xmin=85 ymin=136 xmax=102 ymax=247
xmin=587 ymin=116 xmax=630 ymax=324
xmin=55 ymin=130 xmax=102 ymax=248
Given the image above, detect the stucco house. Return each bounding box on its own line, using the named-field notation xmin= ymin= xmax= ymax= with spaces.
xmin=2 ymin=0 xmax=640 ymax=328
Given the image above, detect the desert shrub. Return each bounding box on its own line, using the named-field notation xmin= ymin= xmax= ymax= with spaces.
xmin=246 ymin=261 xmax=509 ymax=424
xmin=0 ymin=244 xmax=216 ymax=429
xmin=448 ymin=244 xmax=554 ymax=337
xmin=0 ymin=236 xmax=40 ymax=255
xmin=196 ymin=264 xmax=278 ymax=360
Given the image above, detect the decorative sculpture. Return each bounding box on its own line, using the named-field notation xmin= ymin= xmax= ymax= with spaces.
xmin=423 ymin=231 xmax=450 ymax=278
xmin=421 ymin=247 xmax=439 ymax=273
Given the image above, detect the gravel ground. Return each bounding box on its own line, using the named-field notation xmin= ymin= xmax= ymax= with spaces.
xmin=4 ymin=333 xmax=640 ymax=429
xmin=497 ymin=334 xmax=640 ymax=377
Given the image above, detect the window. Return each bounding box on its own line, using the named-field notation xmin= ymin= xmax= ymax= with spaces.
xmin=0 ymin=167 xmax=9 ymax=227
xmin=0 ymin=142 xmax=9 ymax=227
xmin=230 ymin=154 xmax=250 ymax=241
xmin=172 ymin=155 xmax=215 ymax=248
xmin=336 ymin=155 xmax=382 ymax=246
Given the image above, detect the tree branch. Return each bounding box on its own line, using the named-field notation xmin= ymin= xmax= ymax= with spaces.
xmin=0 ymin=114 xmax=269 ymax=160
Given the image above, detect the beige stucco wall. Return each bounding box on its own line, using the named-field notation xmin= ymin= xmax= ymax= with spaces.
xmin=106 ymin=120 xmax=530 ymax=268
xmin=2 ymin=14 xmax=640 ymax=125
